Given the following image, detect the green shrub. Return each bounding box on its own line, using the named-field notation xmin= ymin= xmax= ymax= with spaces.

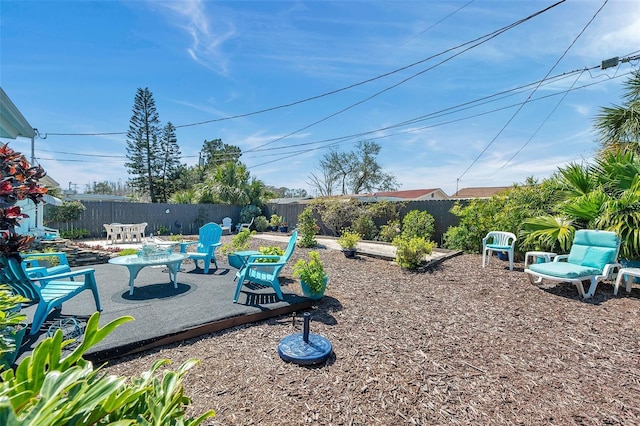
xmin=254 ymin=215 xmax=269 ymax=232
xmin=221 ymin=229 xmax=253 ymax=255
xmin=378 ymin=219 xmax=401 ymax=242
xmin=351 ymin=214 xmax=377 ymax=241
xmin=269 ymin=214 xmax=283 ymax=228
xmin=292 ymin=251 xmax=327 ymax=294
xmin=401 ymin=210 xmax=435 ymax=239
xmin=0 ymin=313 xmax=215 ymax=424
xmin=60 ymin=228 xmax=90 ymax=239
xmin=443 ymin=179 xmax=556 ymax=255
xmin=392 ymin=235 xmax=435 ymax=270
xmin=117 ymin=248 xmax=138 ymax=256
xmin=44 ymin=200 xmax=86 ymax=223
xmin=155 ymin=226 xmax=170 ymax=235
xmin=168 ymin=233 xmax=183 ymax=241
xmin=0 ymin=285 xmax=28 ymax=355
xmin=256 ymin=246 xmax=284 ymax=263
xmin=337 ymin=230 xmax=361 ymax=250
xmin=297 ymin=207 xmax=318 ymax=248
xmin=240 ymin=205 xmax=262 ymax=223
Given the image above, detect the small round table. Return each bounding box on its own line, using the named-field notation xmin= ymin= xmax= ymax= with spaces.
xmin=109 ymin=253 xmax=190 ymax=295
xmin=524 ymin=251 xmax=557 ymax=268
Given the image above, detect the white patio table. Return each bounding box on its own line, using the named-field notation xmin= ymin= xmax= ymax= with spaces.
xmin=108 ymin=253 xmax=189 ymax=295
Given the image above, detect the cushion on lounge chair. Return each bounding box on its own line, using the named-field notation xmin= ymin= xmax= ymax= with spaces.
xmin=527 ymin=262 xmax=601 ymax=279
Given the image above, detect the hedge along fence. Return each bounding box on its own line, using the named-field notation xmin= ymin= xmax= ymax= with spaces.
xmin=45 ymin=199 xmax=466 ymax=244
xmin=266 ymin=199 xmax=467 ymax=246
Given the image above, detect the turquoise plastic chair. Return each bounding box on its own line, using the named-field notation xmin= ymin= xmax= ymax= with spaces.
xmin=0 ymin=255 xmax=102 ymax=335
xmin=525 ymin=229 xmax=622 ymax=298
xmin=180 ymin=222 xmax=223 ymax=274
xmin=22 ymin=251 xmax=72 ymax=279
xmin=482 ymin=231 xmax=517 ymax=271
xmin=233 ymin=230 xmax=297 ymax=303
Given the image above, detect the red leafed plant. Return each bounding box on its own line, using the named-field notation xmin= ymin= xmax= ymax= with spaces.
xmin=0 ymin=143 xmax=47 ymax=255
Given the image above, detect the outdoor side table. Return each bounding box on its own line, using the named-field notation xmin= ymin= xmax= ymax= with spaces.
xmin=614 ymin=267 xmax=640 ymax=295
xmin=108 ymin=253 xmax=190 ymax=295
xmin=524 ymin=251 xmax=557 ymax=268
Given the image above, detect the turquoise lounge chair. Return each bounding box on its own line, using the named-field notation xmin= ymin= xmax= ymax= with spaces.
xmin=0 ymin=255 xmax=102 ymax=335
xmin=233 ymin=230 xmax=297 ymax=303
xmin=180 ymin=222 xmax=223 ymax=274
xmin=525 ymin=229 xmax=622 ymax=298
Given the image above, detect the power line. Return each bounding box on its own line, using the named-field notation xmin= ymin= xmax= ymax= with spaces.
xmin=243 ymin=0 xmax=567 ymax=153
xmin=35 ymin=68 xmax=633 ymax=166
xmin=39 ymin=1 xmax=566 ymax=139
xmin=456 ymin=0 xmax=609 ymax=185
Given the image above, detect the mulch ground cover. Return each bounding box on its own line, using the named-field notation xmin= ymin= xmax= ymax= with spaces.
xmin=104 ymin=236 xmax=640 ymax=425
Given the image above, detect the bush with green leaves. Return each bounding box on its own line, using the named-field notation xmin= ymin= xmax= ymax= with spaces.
xmin=117 ymin=248 xmax=138 ymax=256
xmin=269 ymin=214 xmax=283 ymax=228
xmin=309 ymin=197 xmax=361 ymax=236
xmin=240 ymin=205 xmax=262 ymax=223
xmin=401 ymin=210 xmax=435 ymax=239
xmin=60 ymin=228 xmax=90 ymax=239
xmin=256 ymin=245 xmax=284 ymax=263
xmin=392 ymin=235 xmax=435 ymax=270
xmin=351 ymin=214 xmax=377 ymax=241
xmin=221 ymin=228 xmax=254 ymax=254
xmin=443 ymin=178 xmax=556 ymax=255
xmin=0 ymin=313 xmax=215 ymax=424
xmin=254 ymin=215 xmax=269 ymax=232
xmin=378 ymin=219 xmax=401 ymax=242
xmin=44 ymin=200 xmax=86 ymax=224
xmin=337 ymin=230 xmax=361 ymax=250
xmin=0 ymin=286 xmax=28 ymax=356
xmin=297 ymin=207 xmax=318 ymax=248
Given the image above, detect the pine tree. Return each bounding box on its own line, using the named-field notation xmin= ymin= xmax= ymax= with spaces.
xmin=157 ymin=121 xmax=182 ymax=203
xmin=125 ymin=87 xmax=162 ymax=202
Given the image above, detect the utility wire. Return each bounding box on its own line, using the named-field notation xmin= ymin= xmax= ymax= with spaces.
xmin=244 ymin=0 xmax=567 ymax=153
xmin=496 ymin=70 xmax=586 ymax=171
xmin=34 ymin=68 xmax=633 ymax=166
xmin=456 ymin=0 xmax=608 ymax=183
xmin=40 ymin=0 xmax=565 ymax=138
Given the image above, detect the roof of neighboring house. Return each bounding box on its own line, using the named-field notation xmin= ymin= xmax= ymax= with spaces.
xmin=356 ymin=188 xmax=448 ymax=200
xmin=268 ymin=197 xmax=315 ymax=204
xmin=450 ymin=186 xmax=512 ymax=199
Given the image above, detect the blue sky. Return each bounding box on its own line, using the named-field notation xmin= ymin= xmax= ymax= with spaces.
xmin=1 ymin=0 xmax=638 ymax=196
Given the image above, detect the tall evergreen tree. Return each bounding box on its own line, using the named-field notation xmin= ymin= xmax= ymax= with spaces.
xmin=157 ymin=121 xmax=182 ymax=203
xmin=125 ymin=87 xmax=162 ymax=202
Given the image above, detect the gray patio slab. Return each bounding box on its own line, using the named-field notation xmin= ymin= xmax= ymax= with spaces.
xmin=17 ymin=260 xmax=311 ymax=363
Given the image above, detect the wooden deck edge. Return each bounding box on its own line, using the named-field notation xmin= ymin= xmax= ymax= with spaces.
xmin=86 ymin=300 xmax=313 ymax=363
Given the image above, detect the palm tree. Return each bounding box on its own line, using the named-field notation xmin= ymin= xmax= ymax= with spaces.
xmin=522 ymin=152 xmax=640 ymax=259
xmin=594 ymin=70 xmax=640 ymax=154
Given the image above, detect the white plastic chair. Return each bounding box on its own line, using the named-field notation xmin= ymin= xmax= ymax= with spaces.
xmin=482 ymin=231 xmax=517 ymax=271
xmin=221 ymin=217 xmax=232 ymax=235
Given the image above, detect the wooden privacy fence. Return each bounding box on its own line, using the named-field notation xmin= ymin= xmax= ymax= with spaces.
xmin=46 ymin=199 xmax=466 ymax=244
xmin=45 ymin=202 xmax=242 ymax=239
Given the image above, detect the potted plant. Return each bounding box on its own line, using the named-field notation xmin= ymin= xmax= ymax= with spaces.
xmin=279 ymin=221 xmax=288 ymax=233
xmin=269 ymin=214 xmax=283 ymax=232
xmin=0 ymin=285 xmax=29 ymax=369
xmin=337 ymin=230 xmax=361 ymax=258
xmin=222 ymin=229 xmax=255 ymax=269
xmin=292 ymin=251 xmax=328 ymax=300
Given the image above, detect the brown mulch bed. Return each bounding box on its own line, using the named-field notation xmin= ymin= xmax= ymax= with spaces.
xmin=104 ymin=236 xmax=640 ymax=425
